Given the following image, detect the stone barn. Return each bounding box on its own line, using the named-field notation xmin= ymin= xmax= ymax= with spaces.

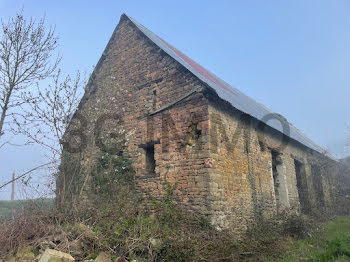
xmin=58 ymin=14 xmax=342 ymax=231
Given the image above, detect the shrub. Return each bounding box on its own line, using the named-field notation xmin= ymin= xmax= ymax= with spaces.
xmin=0 ymin=187 xmax=319 ymax=261
xmin=0 ymin=203 xmax=56 ymax=258
xmin=283 ymin=213 xmax=315 ymax=238
xmin=92 ymin=151 xmax=135 ymax=195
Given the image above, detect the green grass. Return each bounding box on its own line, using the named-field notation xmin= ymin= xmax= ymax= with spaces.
xmin=276 ymin=217 xmax=350 ymax=262
xmin=0 ymin=198 xmax=54 ymax=219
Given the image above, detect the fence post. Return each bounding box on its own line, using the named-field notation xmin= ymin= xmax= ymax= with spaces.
xmin=11 ymin=172 xmax=15 ymax=201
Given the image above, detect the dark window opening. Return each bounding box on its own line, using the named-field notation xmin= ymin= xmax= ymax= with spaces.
xmin=311 ymin=164 xmax=325 ymax=207
xmin=272 ymin=151 xmax=280 ymax=200
xmin=244 ymin=139 xmax=249 ymax=155
xmin=145 ymin=145 xmax=156 ymax=174
xmin=259 ymin=141 xmax=265 ymax=152
xmin=195 ymin=127 xmax=202 ymax=138
xmin=294 ymin=159 xmax=311 ymax=214
xmin=152 ymin=89 xmax=157 ymax=111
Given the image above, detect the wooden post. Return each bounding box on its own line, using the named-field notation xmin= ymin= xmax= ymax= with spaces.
xmin=11 ymin=172 xmax=15 ymax=201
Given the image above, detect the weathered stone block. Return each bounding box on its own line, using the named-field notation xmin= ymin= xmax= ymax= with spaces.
xmin=39 ymin=249 xmax=74 ymax=262
xmin=94 ymin=252 xmax=111 ymax=262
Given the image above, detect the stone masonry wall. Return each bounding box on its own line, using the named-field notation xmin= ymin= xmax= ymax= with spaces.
xmin=205 ymin=92 xmax=339 ymax=232
xmin=58 ymin=15 xmax=212 ymax=216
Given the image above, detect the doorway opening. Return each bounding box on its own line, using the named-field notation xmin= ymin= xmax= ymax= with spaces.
xmin=271 ymin=150 xmax=289 ymax=210
xmin=294 ymin=159 xmax=311 ymax=214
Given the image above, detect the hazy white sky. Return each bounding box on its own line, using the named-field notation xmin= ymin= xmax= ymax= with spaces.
xmin=0 ymin=0 xmax=349 ymax=199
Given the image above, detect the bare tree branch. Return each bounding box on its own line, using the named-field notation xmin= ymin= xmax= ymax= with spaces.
xmin=0 ymin=161 xmax=54 ymax=190
xmin=0 ymin=10 xmax=60 ymax=144
xmin=13 ymin=69 xmax=84 ymax=163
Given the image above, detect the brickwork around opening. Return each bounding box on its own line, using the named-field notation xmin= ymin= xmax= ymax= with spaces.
xmin=58 ymin=15 xmax=342 ymax=233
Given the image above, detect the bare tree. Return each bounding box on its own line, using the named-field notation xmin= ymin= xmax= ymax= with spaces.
xmin=0 ymin=11 xmax=60 ymax=147
xmin=0 ymin=70 xmax=84 ymax=198
xmin=13 ymin=70 xmax=84 ymax=164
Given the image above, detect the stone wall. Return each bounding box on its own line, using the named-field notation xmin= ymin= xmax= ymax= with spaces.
xmin=205 ymin=92 xmax=339 ymax=231
xmin=58 ymin=15 xmax=213 ymax=215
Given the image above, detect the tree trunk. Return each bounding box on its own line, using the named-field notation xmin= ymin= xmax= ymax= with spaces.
xmin=0 ymin=85 xmax=14 ymax=138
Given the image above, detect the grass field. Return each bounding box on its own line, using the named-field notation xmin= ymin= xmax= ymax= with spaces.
xmin=277 ymin=217 xmax=350 ymax=262
xmin=0 ymin=198 xmax=54 ymax=219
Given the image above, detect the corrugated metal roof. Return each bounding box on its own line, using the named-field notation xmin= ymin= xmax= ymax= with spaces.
xmin=125 ymin=14 xmax=332 ymax=158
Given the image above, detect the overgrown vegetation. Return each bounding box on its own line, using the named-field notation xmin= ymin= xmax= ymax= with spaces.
xmin=2 ymin=148 xmax=350 ymax=261
xmin=92 ymin=150 xmax=135 ymax=194
xmin=0 ymin=179 xmax=322 ymax=261
xmin=4 ymin=199 xmax=350 ymax=261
